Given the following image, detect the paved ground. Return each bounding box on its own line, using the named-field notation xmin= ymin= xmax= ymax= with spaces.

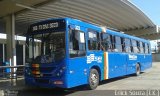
xmin=0 ymin=62 xmax=159 ymax=96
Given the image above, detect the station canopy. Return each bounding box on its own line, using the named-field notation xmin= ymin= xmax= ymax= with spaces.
xmin=0 ymin=0 xmax=159 ymax=40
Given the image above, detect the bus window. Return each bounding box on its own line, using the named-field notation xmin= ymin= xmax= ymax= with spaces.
xmin=148 ymin=44 xmax=150 ymax=54
xmin=69 ymin=30 xmax=86 ymax=58
xmin=101 ymin=33 xmax=112 ymax=51
xmin=145 ymin=43 xmax=149 ymax=54
xmin=115 ymin=36 xmax=122 ymax=52
xmin=125 ymin=38 xmax=131 ymax=53
xmin=136 ymin=41 xmax=140 ymax=53
xmin=131 ymin=39 xmax=139 ymax=53
xmin=121 ymin=37 xmax=125 ymax=52
xmin=110 ymin=35 xmax=116 ymax=51
xmin=88 ymin=30 xmax=99 ymax=50
xmin=142 ymin=42 xmax=145 ymax=53
xmin=139 ymin=42 xmax=144 ymax=54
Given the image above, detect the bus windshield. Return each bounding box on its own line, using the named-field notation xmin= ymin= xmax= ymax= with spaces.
xmin=26 ymin=31 xmax=65 ymax=64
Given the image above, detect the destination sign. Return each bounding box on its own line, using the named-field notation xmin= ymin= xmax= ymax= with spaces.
xmin=30 ymin=19 xmax=66 ymax=32
xmin=32 ymin=22 xmax=59 ymax=31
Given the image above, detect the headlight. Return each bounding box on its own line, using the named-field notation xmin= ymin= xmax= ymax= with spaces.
xmin=25 ymin=68 xmax=32 ymax=76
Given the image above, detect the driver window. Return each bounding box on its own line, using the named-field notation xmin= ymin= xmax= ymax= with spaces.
xmin=69 ymin=29 xmax=86 ymax=58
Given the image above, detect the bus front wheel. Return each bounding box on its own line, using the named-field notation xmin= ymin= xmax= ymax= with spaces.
xmin=88 ymin=69 xmax=99 ymax=90
xmin=135 ymin=64 xmax=141 ymax=76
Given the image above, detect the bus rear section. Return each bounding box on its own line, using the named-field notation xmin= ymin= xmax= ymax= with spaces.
xmin=101 ymin=30 xmax=152 ymax=79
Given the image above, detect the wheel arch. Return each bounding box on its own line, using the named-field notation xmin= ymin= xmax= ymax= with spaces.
xmin=137 ymin=62 xmax=141 ymax=70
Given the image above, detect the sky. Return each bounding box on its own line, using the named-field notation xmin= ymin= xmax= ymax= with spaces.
xmin=131 ymin=0 xmax=160 ymax=25
xmin=131 ymin=0 xmax=160 ymax=49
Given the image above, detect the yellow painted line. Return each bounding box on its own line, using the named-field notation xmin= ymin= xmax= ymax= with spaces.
xmin=104 ymin=52 xmax=109 ymax=79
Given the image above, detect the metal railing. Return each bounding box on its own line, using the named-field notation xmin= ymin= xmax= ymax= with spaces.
xmin=0 ymin=65 xmax=25 ymax=79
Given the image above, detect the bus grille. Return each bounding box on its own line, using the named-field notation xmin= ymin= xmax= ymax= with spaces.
xmin=43 ymin=74 xmax=52 ymax=77
xmin=35 ymin=79 xmax=49 ymax=84
xmin=40 ymin=67 xmax=55 ymax=73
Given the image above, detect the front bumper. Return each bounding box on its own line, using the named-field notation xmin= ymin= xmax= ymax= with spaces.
xmin=25 ymin=77 xmax=66 ymax=88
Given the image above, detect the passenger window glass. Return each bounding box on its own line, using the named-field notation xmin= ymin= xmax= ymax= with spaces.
xmin=121 ymin=37 xmax=125 ymax=52
xmin=125 ymin=38 xmax=131 ymax=53
xmin=115 ymin=36 xmax=122 ymax=52
xmin=111 ymin=35 xmax=116 ymax=51
xmin=131 ymin=40 xmax=139 ymax=53
xmin=88 ymin=30 xmax=100 ymax=50
xmin=142 ymin=43 xmax=145 ymax=53
xmin=136 ymin=41 xmax=140 ymax=53
xmin=101 ymin=33 xmax=112 ymax=51
xmin=69 ymin=29 xmax=86 ymax=58
xmin=145 ymin=43 xmax=149 ymax=54
xmin=148 ymin=44 xmax=150 ymax=54
xmin=139 ymin=42 xmax=144 ymax=53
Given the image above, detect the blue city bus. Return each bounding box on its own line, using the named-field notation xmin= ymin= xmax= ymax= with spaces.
xmin=25 ymin=18 xmax=152 ymax=89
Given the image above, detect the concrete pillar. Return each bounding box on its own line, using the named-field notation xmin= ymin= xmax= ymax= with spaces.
xmin=23 ymin=45 xmax=25 ymax=65
xmin=4 ymin=14 xmax=17 ymax=75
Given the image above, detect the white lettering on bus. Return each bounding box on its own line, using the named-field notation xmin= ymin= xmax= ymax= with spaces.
xmin=129 ymin=54 xmax=137 ymax=60
xmin=87 ymin=54 xmax=102 ymax=63
xmin=32 ymin=22 xmax=59 ymax=31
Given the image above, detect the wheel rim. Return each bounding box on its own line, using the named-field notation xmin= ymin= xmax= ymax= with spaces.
xmin=90 ymin=73 xmax=98 ymax=85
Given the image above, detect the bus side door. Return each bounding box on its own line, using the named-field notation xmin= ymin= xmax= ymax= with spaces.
xmin=109 ymin=36 xmax=127 ymax=78
xmin=67 ymin=25 xmax=88 ymax=87
xmin=126 ymin=39 xmax=137 ymax=74
xmin=101 ymin=34 xmax=127 ymax=79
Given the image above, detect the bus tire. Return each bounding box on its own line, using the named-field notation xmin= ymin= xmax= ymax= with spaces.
xmin=88 ymin=69 xmax=99 ymax=90
xmin=135 ymin=64 xmax=141 ymax=76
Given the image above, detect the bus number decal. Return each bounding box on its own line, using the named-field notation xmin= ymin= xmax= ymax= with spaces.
xmin=87 ymin=54 xmax=102 ymax=63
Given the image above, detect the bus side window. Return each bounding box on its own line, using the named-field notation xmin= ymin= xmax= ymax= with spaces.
xmin=145 ymin=43 xmax=149 ymax=54
xmin=121 ymin=37 xmax=125 ymax=52
xmin=136 ymin=41 xmax=140 ymax=53
xmin=115 ymin=36 xmax=122 ymax=52
xmin=101 ymin=33 xmax=112 ymax=51
xmin=148 ymin=44 xmax=150 ymax=54
xmin=69 ymin=29 xmax=86 ymax=58
xmin=125 ymin=38 xmax=131 ymax=53
xmin=111 ymin=35 xmax=116 ymax=51
xmin=142 ymin=42 xmax=145 ymax=53
xmin=130 ymin=39 xmax=134 ymax=53
xmin=139 ymin=42 xmax=144 ymax=54
xmin=88 ymin=30 xmax=99 ymax=50
xmin=131 ymin=39 xmax=139 ymax=53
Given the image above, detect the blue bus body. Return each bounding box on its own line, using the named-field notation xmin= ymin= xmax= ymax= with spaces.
xmin=25 ymin=18 xmax=152 ymax=89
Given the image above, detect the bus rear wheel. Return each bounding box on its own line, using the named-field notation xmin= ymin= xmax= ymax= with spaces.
xmin=136 ymin=64 xmax=141 ymax=76
xmin=88 ymin=69 xmax=99 ymax=90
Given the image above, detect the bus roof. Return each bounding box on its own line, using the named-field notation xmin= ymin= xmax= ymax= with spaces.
xmin=106 ymin=29 xmax=149 ymax=43
xmin=29 ymin=17 xmax=149 ymax=43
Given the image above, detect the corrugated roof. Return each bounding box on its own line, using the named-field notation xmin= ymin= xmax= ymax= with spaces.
xmin=1 ymin=0 xmax=158 ymax=39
